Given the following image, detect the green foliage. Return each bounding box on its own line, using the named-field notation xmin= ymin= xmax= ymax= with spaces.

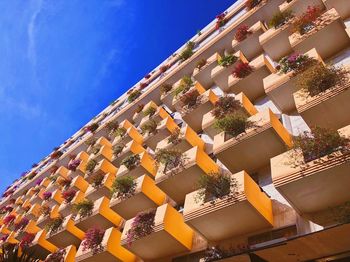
xmin=112 ymin=144 xmax=124 ymax=157
xmin=140 ymin=119 xmax=158 ymax=135
xmin=86 ymin=160 xmax=97 ymax=173
xmin=111 ymin=176 xmax=136 ymax=200
xmin=113 ymin=127 xmax=127 ymax=138
xmin=214 ymin=111 xmax=252 ymax=137
xmin=121 ymin=154 xmax=140 ymax=170
xmin=128 ymin=90 xmax=141 ymax=103
xmin=160 ymin=84 xmax=172 ymax=95
xmin=278 ymin=53 xmax=316 ymax=74
xmin=143 ymin=106 xmax=156 ymax=117
xmin=155 ymin=149 xmax=184 ymax=172
xmin=0 ymin=244 xmax=39 ymax=262
xmin=45 ymin=217 xmax=64 ymax=235
xmin=268 ymin=10 xmax=293 ymax=28
xmin=73 ymin=199 xmax=94 ymax=218
xmin=179 ymin=41 xmax=195 ymax=61
xmin=218 ymin=54 xmax=238 ymax=67
xmin=196 ymin=59 xmax=207 ymax=70
xmin=173 ymin=76 xmax=193 ymax=97
xmin=212 ymin=96 xmax=243 ymax=119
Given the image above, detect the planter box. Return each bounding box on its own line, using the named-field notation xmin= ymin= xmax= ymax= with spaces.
xmin=279 ymin=0 xmax=325 ymax=17
xmin=90 ymin=145 xmax=113 ymax=162
xmin=70 ymin=175 xmax=89 ymax=193
xmin=202 ymin=93 xmax=258 ymax=139
xmin=156 ymin=124 xmax=205 ymax=153
xmin=138 ymin=101 xmax=170 ymax=129
xmin=193 ymin=52 xmax=220 ymax=89
xmin=110 ymin=175 xmax=166 ymax=220
xmin=293 ymin=80 xmax=350 ymax=129
xmin=111 ymin=140 xmax=145 ymax=167
xmin=228 ymin=54 xmax=276 ymax=101
xmin=213 ymin=109 xmax=293 ymax=173
xmin=37 ymin=205 xmax=60 ymax=229
xmin=289 ymin=8 xmax=350 ymax=60
xmin=75 ymin=196 xmax=122 ymax=231
xmin=85 ymin=173 xmax=115 ymax=202
xmin=44 ymin=245 xmax=77 ymax=262
xmin=323 ymin=0 xmax=350 ymax=19
xmin=184 ymin=171 xmax=273 ymax=241
xmin=232 ymin=21 xmax=267 ymax=60
xmin=271 ymin=124 xmax=350 ymax=215
xmin=28 ymin=230 xmax=58 ymax=260
xmin=116 ymin=151 xmax=157 ymax=179
xmin=112 ymin=120 xmax=143 ymax=146
xmin=46 ymin=215 xmax=84 ymax=248
xmin=43 ymin=189 xmax=64 ymax=208
xmin=84 ymin=159 xmax=117 ymax=184
xmin=264 ymin=48 xmax=323 ymax=113
xmin=121 ymin=204 xmax=194 ymax=261
xmin=76 ymin=227 xmax=136 ymax=262
xmin=155 ymin=146 xmax=219 ymax=203
xmin=59 ymin=191 xmax=85 ymax=218
xmin=211 ymin=51 xmax=248 ymax=92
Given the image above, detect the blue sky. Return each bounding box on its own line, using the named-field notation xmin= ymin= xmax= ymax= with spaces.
xmin=0 ymin=0 xmax=234 ymax=193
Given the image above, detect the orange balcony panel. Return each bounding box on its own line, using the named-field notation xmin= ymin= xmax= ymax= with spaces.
xmin=74 ymin=196 xmax=122 ymax=231
xmin=254 ymin=224 xmax=350 ymax=262
xmin=272 ymin=125 xmax=350 ymax=215
xmin=43 ymin=189 xmax=64 ymax=208
xmin=55 ymin=166 xmax=70 ymax=180
xmin=279 ymin=0 xmax=325 ymax=17
xmin=37 ymin=205 xmax=60 ymax=229
xmin=95 ymin=136 xmax=112 ymax=148
xmin=228 ymin=54 xmax=275 ymax=101
xmin=116 ymin=151 xmax=157 ymax=179
xmin=84 ymin=159 xmax=117 ymax=184
xmin=289 ymin=8 xmax=350 ymax=60
xmin=264 ymin=48 xmax=324 ymax=113
xmin=59 ymin=191 xmax=85 ymax=217
xmin=29 ymin=188 xmax=46 ymax=205
xmin=156 ymin=124 xmax=205 ymax=153
xmin=121 ymin=204 xmax=193 ymax=261
xmin=90 ymin=145 xmax=113 ymax=162
xmin=202 ymin=92 xmax=258 ymax=139
xmin=293 ymin=81 xmax=350 ymax=130
xmin=85 ymin=173 xmax=115 ymax=202
xmin=232 ymin=21 xmax=267 ymax=60
xmin=211 ymin=51 xmax=248 ymax=92
xmin=161 ymin=86 xmax=176 ymax=112
xmin=323 ymin=0 xmax=350 ymax=19
xmin=112 ymin=125 xmax=143 ymax=146
xmin=111 ymin=140 xmax=145 ymax=167
xmin=213 ymin=109 xmax=292 ymax=173
xmin=28 ymin=230 xmax=58 ymax=260
xmin=156 ymin=146 xmax=219 ymax=203
xmin=193 ymin=52 xmax=220 ymax=89
xmin=76 ymin=227 xmax=136 ymax=262
xmin=184 ymin=171 xmax=273 ymax=241
xmin=110 ymin=175 xmax=166 ymax=220
xmin=70 ymin=175 xmax=89 ymax=193
xmin=25 ymin=203 xmax=41 ymax=220
xmin=46 ymin=215 xmax=84 ymax=248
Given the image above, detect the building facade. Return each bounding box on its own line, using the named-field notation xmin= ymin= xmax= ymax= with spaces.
xmin=1 ymin=0 xmax=350 ymax=261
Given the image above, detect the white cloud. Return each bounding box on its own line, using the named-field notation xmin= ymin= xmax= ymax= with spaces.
xmin=27 ymin=0 xmax=43 ymax=67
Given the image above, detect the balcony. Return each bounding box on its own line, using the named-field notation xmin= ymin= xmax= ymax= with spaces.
xmin=37 ymin=205 xmax=60 ymax=229
xmin=43 ymin=189 xmax=64 ymax=208
xmin=29 ymin=188 xmax=45 ymax=205
xmin=184 ymin=171 xmax=273 ymax=241
xmin=264 ymin=48 xmax=324 ymax=113
xmin=279 ymin=0 xmax=325 ymax=17
xmin=155 ymin=146 xmax=219 ymax=203
xmin=138 ymin=101 xmax=170 ymax=128
xmin=59 ymin=191 xmax=85 ymax=217
xmin=112 ymin=120 xmax=143 ymax=146
xmin=232 ymin=21 xmax=267 ymax=60
xmin=323 ymin=0 xmax=350 ymax=19
xmin=254 ymin=223 xmax=350 ymax=262
xmin=85 ymin=173 xmax=115 ymax=202
xmin=45 ymin=215 xmax=84 ymax=248
xmin=193 ymin=52 xmax=220 ymax=89
xmin=172 ymin=82 xmax=206 ymax=112
xmin=293 ymin=80 xmax=350 ymax=130
xmin=28 ymin=230 xmax=58 ymax=260
xmin=178 ymin=89 xmax=218 ymax=132
xmin=271 ymin=124 xmax=350 ymax=216
xmin=289 ymin=8 xmax=350 ymax=60
xmin=70 ymin=175 xmax=89 ymax=193
xmin=116 ymin=152 xmax=157 ymax=179
xmin=84 ymin=159 xmax=117 ymax=184
xmin=75 ymin=196 xmax=122 ymax=231
xmin=228 ymin=54 xmax=276 ymax=101
xmin=121 ymin=204 xmax=194 ymax=260
xmin=25 ymin=203 xmax=41 ymax=220
xmin=211 ymin=51 xmax=248 ymax=92
xmin=202 ymin=93 xmax=258 ymax=139
xmin=67 ymin=152 xmax=90 ymax=178
xmin=76 ymin=227 xmax=136 ymax=262
xmin=111 ymin=140 xmax=145 ymax=167
xmin=213 ymin=109 xmax=293 ymax=173
xmin=90 ymin=145 xmax=113 ymax=162
xmin=44 ymin=245 xmax=76 ymax=262
xmin=110 ymin=174 xmax=166 ymax=220
xmin=156 ymin=124 xmax=205 ymax=153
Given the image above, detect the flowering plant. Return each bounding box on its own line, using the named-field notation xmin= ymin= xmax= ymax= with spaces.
xmin=121 ymin=154 xmax=141 ymax=170
xmin=62 ymin=189 xmax=77 ymax=203
xmin=128 ymin=90 xmax=141 ymax=103
xmin=50 ymin=150 xmax=63 ymax=159
xmin=278 ymin=53 xmax=316 ymax=74
xmin=14 ymin=217 xmax=29 ymax=231
xmin=35 ymin=178 xmax=43 ymax=186
xmin=180 ymin=89 xmax=200 ymax=110
xmin=159 ymin=64 xmax=169 ymax=73
xmin=140 ymin=119 xmax=158 ymax=135
xmin=45 ymin=248 xmax=66 ymax=262
xmin=91 ymin=174 xmax=105 ymax=188
xmin=218 ymin=54 xmax=238 ymax=68
xmin=3 ymin=215 xmax=16 ymax=226
xmin=215 ymin=12 xmax=227 ymax=30
xmin=111 ymin=176 xmax=136 ymax=200
xmin=139 ymin=82 xmax=149 ymax=90
xmin=126 ymin=210 xmax=156 ymax=244
xmin=45 ymin=217 xmax=64 ymax=235
xmin=73 ymin=199 xmax=94 ymax=218
xmin=67 ymin=159 xmax=81 ymax=171
xmin=293 ymin=5 xmax=322 ymax=34
xmin=43 ymin=192 xmax=52 ymax=201
xmin=82 ymin=227 xmax=105 ymax=255
xmin=212 ymin=96 xmax=243 ymax=119
xmin=85 ymin=123 xmax=99 ymax=133
xmin=234 ymin=25 xmax=251 ymax=42
xmin=232 ymin=62 xmax=253 ymax=78
xmin=20 ymin=233 xmax=35 ymax=249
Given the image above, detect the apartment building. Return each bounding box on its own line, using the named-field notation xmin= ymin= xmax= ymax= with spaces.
xmin=1 ymin=0 xmax=350 ymax=261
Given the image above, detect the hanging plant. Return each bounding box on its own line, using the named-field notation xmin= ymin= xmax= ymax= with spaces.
xmin=173 ymin=76 xmax=193 ymax=97
xmin=196 ymin=171 xmax=238 ymax=205
xmin=143 ymin=106 xmax=157 ymax=117
xmin=68 ymin=159 xmax=81 ymax=171
xmin=292 ymin=126 xmax=349 ymax=163
xmin=234 ymin=24 xmax=251 ymax=42
xmin=82 ymin=227 xmax=105 ymax=255
xmin=155 ymin=149 xmax=184 ymax=172
xmin=128 ymin=90 xmax=142 ymax=103
xmin=45 ymin=217 xmax=64 ymax=235
xmin=44 ymin=248 xmax=66 ymax=262
xmin=296 ymin=64 xmax=349 ymax=97
xmin=62 ymin=189 xmax=77 ymax=204
xmin=212 ymin=96 xmax=243 ymax=119
xmin=126 ymin=210 xmax=156 ymax=244
xmin=91 ymin=174 xmax=105 ymax=188
xmin=111 ymin=176 xmax=136 ymax=200
xmin=86 ymin=160 xmax=98 ymax=174
xmin=215 ymin=12 xmax=227 ymax=30
xmin=121 ymin=154 xmax=141 ymax=170
xmin=73 ymin=199 xmax=94 ymax=218
xmin=218 ymin=54 xmax=238 ymax=67
xmin=232 ymin=62 xmax=253 ymax=78
xmin=168 ymin=129 xmax=182 ymax=145
xmin=214 ymin=111 xmax=253 ymax=138
xmin=179 ymin=41 xmax=195 ymax=62
xmin=292 ymin=5 xmax=322 ymax=35
xmin=278 ymin=53 xmax=316 ymax=74
xmin=140 ymin=119 xmax=158 ymax=135
xmin=14 ymin=217 xmax=29 ymax=231
xmin=268 ymin=10 xmax=294 ymax=28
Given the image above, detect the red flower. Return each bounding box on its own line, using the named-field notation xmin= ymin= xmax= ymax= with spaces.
xmin=144 ymin=74 xmax=151 ymax=79
xmin=232 ymin=62 xmax=253 ymax=78
xmin=234 ymin=24 xmax=251 ymax=42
